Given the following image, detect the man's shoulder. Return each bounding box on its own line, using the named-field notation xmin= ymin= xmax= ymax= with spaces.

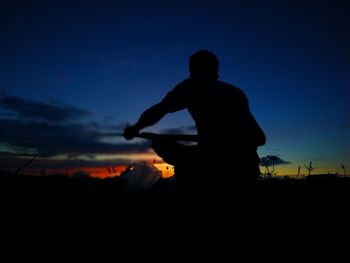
xmin=217 ymin=80 xmax=246 ymax=95
xmin=162 ymin=79 xmax=191 ymax=102
xmin=174 ymin=78 xmax=192 ymax=88
xmin=169 ymin=79 xmax=194 ymax=96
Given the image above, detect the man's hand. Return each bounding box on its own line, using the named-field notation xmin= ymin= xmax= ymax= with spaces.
xmin=123 ymin=125 xmax=140 ymax=140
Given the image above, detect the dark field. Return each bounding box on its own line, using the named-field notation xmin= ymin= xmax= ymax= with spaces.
xmin=1 ymin=172 xmax=349 ymax=262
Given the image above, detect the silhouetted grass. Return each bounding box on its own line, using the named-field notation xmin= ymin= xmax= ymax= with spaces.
xmin=2 ymin=172 xmax=349 ymax=262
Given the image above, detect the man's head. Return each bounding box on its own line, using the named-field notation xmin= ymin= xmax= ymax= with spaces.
xmin=189 ymin=50 xmax=219 ymax=80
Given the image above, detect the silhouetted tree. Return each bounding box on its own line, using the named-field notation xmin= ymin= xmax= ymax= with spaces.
xmin=260 ymin=155 xmax=280 ymax=178
xmin=304 ymin=161 xmax=315 ymax=177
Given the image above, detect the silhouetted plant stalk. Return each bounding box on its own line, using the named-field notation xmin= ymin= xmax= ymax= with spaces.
xmin=304 ymin=161 xmax=315 ymax=177
xmin=297 ymin=166 xmax=301 ymax=178
xmin=107 ymin=167 xmax=117 ymax=176
xmin=341 ymin=163 xmax=346 ymax=177
xmin=14 ymin=154 xmax=37 ymax=175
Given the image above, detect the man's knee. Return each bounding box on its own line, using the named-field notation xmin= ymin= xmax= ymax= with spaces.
xmin=152 ymin=139 xmax=179 ymax=165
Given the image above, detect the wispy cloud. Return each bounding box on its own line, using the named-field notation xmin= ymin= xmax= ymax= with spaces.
xmin=0 ymin=152 xmax=134 ymax=176
xmin=0 ymin=118 xmax=151 ymax=157
xmin=0 ymin=94 xmax=151 ymax=158
xmin=260 ymin=155 xmax=291 ymax=167
xmin=0 ymin=92 xmax=92 ymax=123
xmin=160 ymin=125 xmax=197 ymax=134
xmin=0 ymin=152 xmax=130 ymax=169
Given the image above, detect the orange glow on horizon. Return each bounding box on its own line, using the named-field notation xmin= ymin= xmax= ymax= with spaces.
xmin=40 ymin=166 xmax=128 ymax=179
xmin=38 ymin=162 xmax=174 ymax=179
xmin=25 ymin=154 xmax=346 ymax=179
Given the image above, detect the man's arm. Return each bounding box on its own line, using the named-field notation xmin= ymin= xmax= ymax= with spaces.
xmin=124 ymin=80 xmax=189 ymax=140
xmin=123 ymin=102 xmax=169 ymax=140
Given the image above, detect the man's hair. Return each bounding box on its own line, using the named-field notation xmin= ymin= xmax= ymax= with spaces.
xmin=189 ymin=50 xmax=219 ymax=77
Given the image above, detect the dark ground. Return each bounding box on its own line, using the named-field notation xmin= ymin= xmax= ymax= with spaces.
xmin=1 ymin=172 xmax=349 ymax=262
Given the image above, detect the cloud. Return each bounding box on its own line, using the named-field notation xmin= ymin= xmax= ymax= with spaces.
xmin=0 ymin=93 xmax=151 ymax=158
xmin=260 ymin=155 xmax=291 ymax=167
xmin=103 ymin=121 xmax=131 ymax=131
xmin=0 ymin=152 xmax=133 ymax=174
xmin=160 ymin=125 xmax=197 ymax=134
xmin=0 ymin=92 xmax=92 ymax=123
xmin=0 ymin=118 xmax=151 ymax=157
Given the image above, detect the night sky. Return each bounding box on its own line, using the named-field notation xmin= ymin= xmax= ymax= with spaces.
xmin=1 ymin=0 xmax=349 ymax=177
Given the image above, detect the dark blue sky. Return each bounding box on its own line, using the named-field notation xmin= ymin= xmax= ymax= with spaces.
xmin=1 ymin=0 xmax=349 ymax=175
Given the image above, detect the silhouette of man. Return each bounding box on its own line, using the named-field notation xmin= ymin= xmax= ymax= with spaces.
xmin=124 ymin=50 xmax=265 ymax=192
xmin=124 ymin=50 xmax=265 ymax=256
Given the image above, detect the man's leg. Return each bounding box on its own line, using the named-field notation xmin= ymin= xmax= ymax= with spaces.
xmin=151 ymin=139 xmax=184 ymax=165
xmin=152 ymin=139 xmax=199 ymax=191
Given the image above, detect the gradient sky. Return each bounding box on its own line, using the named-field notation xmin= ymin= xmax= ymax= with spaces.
xmin=1 ymin=0 xmax=349 ymax=177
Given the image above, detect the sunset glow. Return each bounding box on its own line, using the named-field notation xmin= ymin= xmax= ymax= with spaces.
xmin=1 ymin=2 xmax=348 ymax=261
xmin=0 ymin=1 xmax=349 ymax=178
